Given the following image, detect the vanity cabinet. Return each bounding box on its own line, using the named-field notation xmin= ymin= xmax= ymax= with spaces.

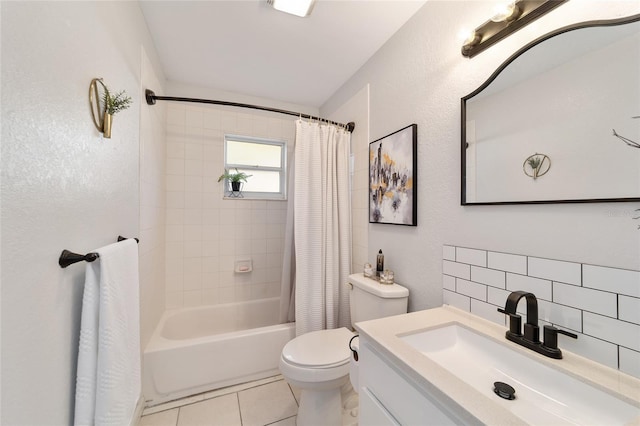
xmin=358 ymin=337 xmax=469 ymax=425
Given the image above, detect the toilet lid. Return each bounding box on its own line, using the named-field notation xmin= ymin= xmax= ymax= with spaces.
xmin=282 ymin=327 xmax=353 ymax=368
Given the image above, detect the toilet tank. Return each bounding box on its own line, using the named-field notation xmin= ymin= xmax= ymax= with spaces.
xmin=348 ymin=273 xmax=409 ymax=327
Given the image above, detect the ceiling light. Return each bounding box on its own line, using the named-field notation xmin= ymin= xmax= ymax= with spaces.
xmin=268 ymin=0 xmax=316 ymax=18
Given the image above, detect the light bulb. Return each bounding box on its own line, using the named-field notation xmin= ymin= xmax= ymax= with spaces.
xmin=491 ymin=2 xmax=519 ymax=22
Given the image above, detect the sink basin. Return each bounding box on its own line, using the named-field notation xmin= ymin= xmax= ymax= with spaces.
xmin=400 ymin=323 xmax=640 ymax=425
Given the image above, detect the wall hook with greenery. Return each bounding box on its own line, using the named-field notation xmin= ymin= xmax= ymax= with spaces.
xmin=89 ymin=78 xmax=132 ymax=138
xmin=523 ymin=153 xmax=551 ymax=179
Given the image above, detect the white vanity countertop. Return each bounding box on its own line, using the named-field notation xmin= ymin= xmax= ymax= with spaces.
xmin=355 ymin=305 xmax=640 ymax=426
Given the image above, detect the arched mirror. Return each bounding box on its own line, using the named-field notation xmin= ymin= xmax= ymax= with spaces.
xmin=461 ymin=15 xmax=640 ymax=205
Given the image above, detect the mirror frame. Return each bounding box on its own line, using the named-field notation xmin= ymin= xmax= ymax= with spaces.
xmin=461 ymin=14 xmax=640 ymax=205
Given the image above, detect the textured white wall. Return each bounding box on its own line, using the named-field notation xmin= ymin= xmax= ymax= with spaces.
xmin=140 ymin=49 xmax=167 ymax=351
xmin=322 ymin=1 xmax=640 ymax=312
xmin=1 ymin=2 xmax=164 ymax=424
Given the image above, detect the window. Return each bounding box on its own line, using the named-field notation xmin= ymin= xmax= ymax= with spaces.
xmin=223 ymin=135 xmax=287 ymax=199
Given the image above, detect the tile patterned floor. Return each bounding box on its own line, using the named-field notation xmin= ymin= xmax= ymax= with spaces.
xmin=138 ymin=375 xmax=358 ymax=426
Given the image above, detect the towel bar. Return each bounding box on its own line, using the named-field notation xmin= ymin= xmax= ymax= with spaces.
xmin=59 ymin=236 xmax=139 ymax=268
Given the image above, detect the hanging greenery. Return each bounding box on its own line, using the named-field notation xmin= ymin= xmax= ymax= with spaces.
xmin=102 ymin=86 xmax=132 ymax=115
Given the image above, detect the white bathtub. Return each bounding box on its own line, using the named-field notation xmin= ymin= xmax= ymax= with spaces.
xmin=143 ymin=298 xmax=295 ymax=406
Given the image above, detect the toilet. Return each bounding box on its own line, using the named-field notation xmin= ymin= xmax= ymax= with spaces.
xmin=279 ymin=273 xmax=409 ymax=425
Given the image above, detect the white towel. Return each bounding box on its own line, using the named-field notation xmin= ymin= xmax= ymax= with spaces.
xmin=75 ymin=239 xmax=140 ymax=426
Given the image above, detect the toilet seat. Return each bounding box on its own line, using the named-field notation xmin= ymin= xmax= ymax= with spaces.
xmin=282 ymin=327 xmax=353 ymax=367
xmin=280 ymin=327 xmax=353 ymax=383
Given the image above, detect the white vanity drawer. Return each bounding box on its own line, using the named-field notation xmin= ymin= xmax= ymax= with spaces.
xmin=359 ymin=340 xmax=463 ymax=425
xmin=360 ymin=387 xmax=401 ymax=426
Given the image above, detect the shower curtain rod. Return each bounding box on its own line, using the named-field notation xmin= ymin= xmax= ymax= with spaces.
xmin=145 ymin=90 xmax=355 ymax=133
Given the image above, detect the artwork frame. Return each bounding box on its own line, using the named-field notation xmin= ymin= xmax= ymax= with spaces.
xmin=369 ymin=124 xmax=417 ymax=226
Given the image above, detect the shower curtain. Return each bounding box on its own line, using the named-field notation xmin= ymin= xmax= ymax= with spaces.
xmin=280 ymin=119 xmax=352 ymax=336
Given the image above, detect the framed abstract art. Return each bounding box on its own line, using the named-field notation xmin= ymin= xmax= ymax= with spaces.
xmin=369 ymin=124 xmax=417 ymax=226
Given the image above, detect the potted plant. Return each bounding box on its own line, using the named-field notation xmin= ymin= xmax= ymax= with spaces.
xmin=217 ymin=168 xmax=252 ymax=193
xmin=101 ymin=85 xmax=132 ymax=138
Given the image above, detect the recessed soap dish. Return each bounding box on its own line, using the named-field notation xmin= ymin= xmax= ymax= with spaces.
xmin=235 ymin=259 xmax=252 ymax=273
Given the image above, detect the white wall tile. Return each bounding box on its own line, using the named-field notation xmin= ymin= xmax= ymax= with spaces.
xmin=443 ymin=245 xmax=455 ymax=261
xmin=619 ymin=295 xmax=640 ymax=325
xmin=443 ymin=275 xmax=455 ymax=291
xmin=455 ymin=279 xmax=486 ymax=300
xmin=470 ymin=299 xmax=506 ymax=326
xmin=553 ymin=282 xmax=617 ymax=318
xmin=183 ymin=290 xmax=203 ymax=307
xmin=488 ymin=251 xmax=527 ymax=274
xmin=166 ymin=209 xmax=184 ymax=225
xmin=166 ymin=158 xmax=185 ymax=175
xmin=456 ymin=247 xmax=486 ymax=267
xmin=166 ymin=142 xmax=185 ymax=159
xmin=442 ymin=260 xmax=470 ymax=280
xmin=166 ymin=225 xmax=184 ymax=242
xmin=183 ymin=274 xmax=203 ymax=291
xmin=185 ymin=159 xmax=204 ymax=176
xmin=185 ymin=109 xmax=203 ymax=129
xmin=166 ymin=242 xmax=184 ymax=259
xmin=184 ymin=241 xmax=202 ymax=258
xmin=165 ymin=275 xmax=183 ymax=293
xmin=167 ymin=107 xmax=186 ymax=126
xmin=528 ymin=257 xmax=581 ymax=285
xmin=443 ymin=245 xmax=640 ymax=376
xmin=560 ymin=331 xmax=618 ymax=370
xmin=184 ymin=209 xmax=203 ymax=225
xmin=166 ymin=292 xmax=183 ymax=309
xmin=583 ymin=265 xmax=640 ymax=298
xmin=184 ymin=176 xmax=203 ymax=192
xmin=487 ymin=287 xmax=511 ymax=308
xmin=185 ymin=143 xmax=204 ymax=160
xmin=537 ymin=299 xmax=582 ymax=332
xmin=506 ymin=273 xmax=552 ymax=300
xmin=583 ymin=312 xmax=640 ymax=351
xmin=166 ymin=175 xmax=185 ymax=191
xmin=203 ymin=109 xmax=221 ymax=130
xmin=166 ymin=192 xmax=184 ymax=209
xmin=184 ymin=225 xmax=203 ymax=241
xmin=471 ymin=266 xmax=506 ymax=289
xmin=619 ymin=347 xmax=640 ymax=379
xmin=185 ymin=192 xmax=203 ymax=209
xmin=443 ymin=290 xmax=470 ymax=311
xmin=202 ymin=257 xmax=220 ymax=274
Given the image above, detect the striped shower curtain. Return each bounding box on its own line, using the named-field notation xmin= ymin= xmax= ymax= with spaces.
xmin=289 ymin=119 xmax=352 ymax=336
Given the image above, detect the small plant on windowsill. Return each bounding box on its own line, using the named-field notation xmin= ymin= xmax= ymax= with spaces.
xmin=217 ymin=168 xmax=252 ymax=193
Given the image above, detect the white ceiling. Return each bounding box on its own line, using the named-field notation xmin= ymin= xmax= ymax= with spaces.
xmin=139 ymin=0 xmax=426 ymax=108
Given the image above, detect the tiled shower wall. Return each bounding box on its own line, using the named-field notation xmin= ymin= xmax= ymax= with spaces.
xmin=442 ymin=245 xmax=640 ymax=379
xmin=164 ymin=102 xmax=295 ymax=309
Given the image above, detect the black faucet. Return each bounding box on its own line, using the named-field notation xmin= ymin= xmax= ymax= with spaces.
xmin=498 ymin=291 xmax=577 ymax=359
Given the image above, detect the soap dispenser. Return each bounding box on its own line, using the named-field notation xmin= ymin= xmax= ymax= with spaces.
xmin=376 ymin=250 xmax=384 ymax=277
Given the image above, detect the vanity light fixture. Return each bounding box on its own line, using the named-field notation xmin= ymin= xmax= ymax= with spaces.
xmin=461 ymin=0 xmax=568 ymax=58
xmin=267 ymin=0 xmax=316 ymax=17
xmin=490 ymin=2 xmax=521 ymax=23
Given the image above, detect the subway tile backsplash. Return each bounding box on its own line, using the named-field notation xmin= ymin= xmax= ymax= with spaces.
xmin=442 ymin=245 xmax=640 ymax=379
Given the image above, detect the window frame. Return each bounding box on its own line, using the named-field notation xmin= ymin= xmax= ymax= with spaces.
xmin=223 ymin=134 xmax=287 ymax=200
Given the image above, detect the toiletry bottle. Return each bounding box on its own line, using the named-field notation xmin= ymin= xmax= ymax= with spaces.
xmin=376 ymin=250 xmax=384 ymax=277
